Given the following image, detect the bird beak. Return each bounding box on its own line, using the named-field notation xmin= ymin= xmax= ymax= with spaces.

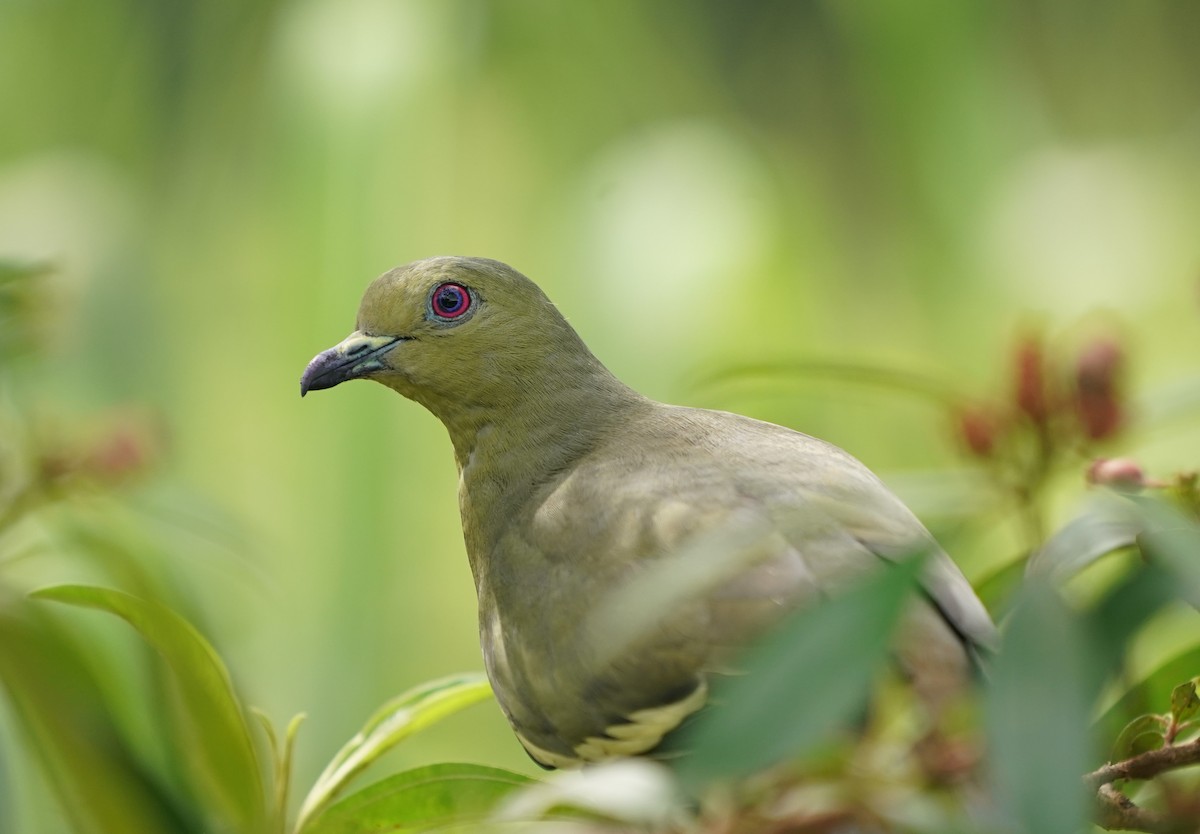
xmin=300 ymin=332 xmax=402 ymax=396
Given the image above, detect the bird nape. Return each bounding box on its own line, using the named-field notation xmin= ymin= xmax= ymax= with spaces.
xmin=300 ymin=256 xmax=997 ymax=770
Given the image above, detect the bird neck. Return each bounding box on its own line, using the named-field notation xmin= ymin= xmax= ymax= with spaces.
xmin=425 ymin=355 xmax=646 ymax=584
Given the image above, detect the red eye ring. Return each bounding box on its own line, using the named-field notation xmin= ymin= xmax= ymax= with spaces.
xmin=430 ymin=282 xmax=471 ymax=320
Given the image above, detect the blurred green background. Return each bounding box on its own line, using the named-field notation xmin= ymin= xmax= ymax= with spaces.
xmin=2 ymin=0 xmax=1200 ymax=828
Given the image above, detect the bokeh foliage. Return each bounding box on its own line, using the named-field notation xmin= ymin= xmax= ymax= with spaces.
xmin=2 ymin=1 xmax=1200 ymax=831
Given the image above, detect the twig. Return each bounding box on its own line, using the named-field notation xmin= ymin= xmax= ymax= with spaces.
xmin=1085 ymin=738 xmax=1200 ymax=791
xmin=1095 ymin=784 xmax=1177 ymax=834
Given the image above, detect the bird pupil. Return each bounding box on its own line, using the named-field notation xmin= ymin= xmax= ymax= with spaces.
xmin=440 ymin=289 xmax=460 ymax=310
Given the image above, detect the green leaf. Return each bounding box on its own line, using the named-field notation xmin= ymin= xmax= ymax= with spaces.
xmin=1110 ymin=714 xmax=1166 ymax=761
xmin=1085 ymin=563 xmax=1181 ymax=690
xmin=295 ymin=673 xmax=494 ymax=832
xmin=1097 ymin=645 xmax=1200 ymax=743
xmin=986 ymin=582 xmax=1094 ymax=834
xmin=1129 ymin=496 xmax=1200 ymax=609
xmin=673 ymin=556 xmax=924 ymax=791
xmin=255 ymin=709 xmax=307 ymax=834
xmin=1026 ymin=505 xmax=1141 ymax=581
xmin=0 ymin=611 xmax=187 ymax=834
xmin=1170 ymin=678 xmax=1200 ymax=724
xmin=32 ymin=584 xmax=265 ymax=834
xmin=301 ymin=763 xmax=533 ymax=834
xmin=973 ymin=555 xmax=1027 ymax=613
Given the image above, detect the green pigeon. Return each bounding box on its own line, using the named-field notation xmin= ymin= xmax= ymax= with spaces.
xmin=300 ymin=256 xmax=997 ymax=769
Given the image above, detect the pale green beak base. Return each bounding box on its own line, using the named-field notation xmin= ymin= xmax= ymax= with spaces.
xmin=300 ymin=332 xmax=402 ymax=396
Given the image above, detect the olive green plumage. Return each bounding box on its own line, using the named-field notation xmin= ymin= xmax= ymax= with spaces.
xmin=301 ymin=256 xmax=997 ymax=768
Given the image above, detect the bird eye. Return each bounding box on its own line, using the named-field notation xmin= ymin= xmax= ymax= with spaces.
xmin=430 ymin=282 xmax=471 ymax=320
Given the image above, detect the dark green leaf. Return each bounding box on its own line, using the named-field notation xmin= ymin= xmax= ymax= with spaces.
xmin=301 ymin=763 xmax=534 ymax=834
xmin=1170 ymin=678 xmax=1200 ymax=724
xmin=32 ymin=585 xmax=265 ymax=833
xmin=1110 ymin=714 xmax=1166 ymax=761
xmin=986 ymin=582 xmax=1094 ymax=834
xmin=673 ymin=556 xmax=924 ymax=791
xmin=1085 ymin=563 xmax=1181 ymax=689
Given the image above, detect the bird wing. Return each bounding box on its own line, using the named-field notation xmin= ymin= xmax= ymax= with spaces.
xmin=484 ymin=402 xmax=995 ymax=766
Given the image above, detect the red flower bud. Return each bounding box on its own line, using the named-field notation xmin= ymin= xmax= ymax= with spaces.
xmin=1087 ymin=457 xmax=1145 ymax=491
xmin=957 ymin=406 xmax=999 ymax=458
xmin=1075 ymin=337 xmax=1125 ymax=440
xmin=1076 ymin=338 xmax=1123 ymax=395
xmin=1013 ymin=335 xmax=1049 ymax=424
xmin=1077 ymin=392 xmax=1123 ymax=440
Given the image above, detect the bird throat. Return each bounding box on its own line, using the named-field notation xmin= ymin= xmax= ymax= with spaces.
xmin=439 ymin=365 xmax=646 ymax=586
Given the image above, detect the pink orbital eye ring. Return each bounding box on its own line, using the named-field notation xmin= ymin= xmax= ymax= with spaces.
xmin=431 ymin=282 xmax=471 ymax=320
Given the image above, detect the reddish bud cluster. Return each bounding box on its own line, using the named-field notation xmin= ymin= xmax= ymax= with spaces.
xmin=955 ymin=331 xmax=1128 ymax=460
xmin=35 ymin=411 xmax=162 ymax=490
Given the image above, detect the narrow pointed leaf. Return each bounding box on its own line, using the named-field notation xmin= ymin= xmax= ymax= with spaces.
xmin=674 ymin=556 xmax=924 ymax=790
xmin=32 ymin=584 xmax=265 ymax=833
xmin=296 ymin=674 xmax=493 ymax=831
xmin=986 ymin=582 xmax=1093 ymax=834
xmin=301 ymin=763 xmax=532 ymax=834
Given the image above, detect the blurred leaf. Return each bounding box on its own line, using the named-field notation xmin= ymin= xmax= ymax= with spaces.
xmin=1132 ymin=497 xmax=1200 ymax=609
xmin=1170 ymin=678 xmax=1200 ymax=724
xmin=690 ymin=359 xmax=963 ymax=407
xmin=974 ymin=555 xmax=1027 ymax=614
xmin=986 ymin=581 xmax=1093 ymax=834
xmin=1026 ymin=504 xmax=1140 ymax=581
xmin=300 ymin=763 xmax=533 ymax=834
xmin=0 ymin=260 xmax=51 ymax=361
xmin=1086 ymin=563 xmax=1181 ymax=689
xmin=255 ymin=709 xmax=307 ymax=834
xmin=493 ymin=759 xmax=682 ymax=828
xmin=1111 ymin=714 xmax=1166 ymax=762
xmin=673 ymin=556 xmax=924 ymax=791
xmin=0 ymin=611 xmax=188 ymax=834
xmin=32 ymin=585 xmax=265 ymax=834
xmin=295 ymin=673 xmax=494 ymax=832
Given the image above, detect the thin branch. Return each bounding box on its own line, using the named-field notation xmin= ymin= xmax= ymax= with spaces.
xmin=1085 ymin=737 xmax=1200 ymax=791
xmin=1095 ymin=784 xmax=1176 ymax=834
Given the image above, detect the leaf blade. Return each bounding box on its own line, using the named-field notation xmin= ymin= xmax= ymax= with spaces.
xmin=986 ymin=582 xmax=1094 ymax=834
xmin=32 ymin=584 xmax=265 ymax=833
xmin=296 ymin=673 xmax=494 ymax=831
xmin=301 ymin=763 xmax=533 ymax=834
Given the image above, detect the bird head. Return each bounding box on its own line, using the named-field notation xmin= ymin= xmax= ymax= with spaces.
xmin=300 ymin=257 xmax=614 ymax=420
